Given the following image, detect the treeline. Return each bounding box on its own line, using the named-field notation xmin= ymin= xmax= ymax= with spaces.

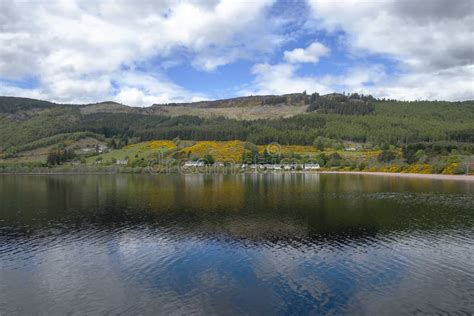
xmin=262 ymin=93 xmax=307 ymax=106
xmin=306 ymin=92 xmax=375 ymax=115
xmin=259 ymin=92 xmax=375 ymax=114
xmin=77 ymin=112 xmax=327 ymax=145
xmin=11 ymin=132 xmax=104 ymax=153
xmin=0 ymin=96 xmax=61 ymax=113
xmin=70 ymin=109 xmax=474 ymax=153
xmin=46 ymin=148 xmax=76 ymax=165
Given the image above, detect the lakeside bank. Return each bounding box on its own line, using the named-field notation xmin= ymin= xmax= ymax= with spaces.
xmin=1 ymin=168 xmax=473 ymax=181
xmin=319 ymin=171 xmax=474 ymax=181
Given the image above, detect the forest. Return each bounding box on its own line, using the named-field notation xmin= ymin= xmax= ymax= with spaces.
xmin=0 ymin=95 xmax=473 ymax=156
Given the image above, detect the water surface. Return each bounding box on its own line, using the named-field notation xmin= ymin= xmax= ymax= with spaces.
xmin=0 ymin=174 xmax=473 ymax=314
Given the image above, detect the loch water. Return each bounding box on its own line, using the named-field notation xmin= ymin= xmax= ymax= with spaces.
xmin=0 ymin=174 xmax=473 ymax=315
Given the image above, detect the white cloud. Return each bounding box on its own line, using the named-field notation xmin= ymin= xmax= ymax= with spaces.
xmin=308 ymin=0 xmax=473 ymax=71
xmin=284 ymin=42 xmax=330 ymax=63
xmin=0 ymin=85 xmax=48 ymax=102
xmin=0 ymin=0 xmax=279 ymax=105
xmin=361 ymin=65 xmax=474 ymax=101
xmin=242 ymin=62 xmax=331 ymax=95
xmin=307 ymin=0 xmax=474 ymax=100
xmin=244 ymin=60 xmax=474 ymax=101
xmin=242 ymin=62 xmax=387 ymax=96
xmin=0 ymin=70 xmax=208 ymax=107
xmin=1 ymin=0 xmax=472 ymax=104
xmin=113 ymin=71 xmax=208 ymax=107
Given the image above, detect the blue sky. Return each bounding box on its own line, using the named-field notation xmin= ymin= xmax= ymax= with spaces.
xmin=0 ymin=0 xmax=472 ymax=106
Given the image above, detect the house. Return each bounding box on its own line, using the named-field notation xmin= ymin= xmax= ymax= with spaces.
xmin=303 ymin=163 xmax=320 ymax=170
xmin=183 ymin=161 xmax=205 ymax=168
xmin=80 ymin=148 xmax=95 ymax=153
xmin=116 ymin=159 xmax=128 ymax=165
xmin=97 ymin=145 xmax=109 ymax=153
xmin=263 ymin=164 xmax=282 ymax=170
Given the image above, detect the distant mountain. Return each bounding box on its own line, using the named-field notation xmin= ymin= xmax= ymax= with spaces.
xmin=0 ymin=92 xmax=368 ymax=111
xmin=0 ymin=92 xmax=375 ymax=117
xmin=0 ymin=96 xmax=58 ymax=113
xmin=153 ymin=93 xmax=308 ymax=108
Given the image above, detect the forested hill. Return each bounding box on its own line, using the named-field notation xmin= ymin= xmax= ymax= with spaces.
xmin=0 ymin=94 xmax=473 ymax=155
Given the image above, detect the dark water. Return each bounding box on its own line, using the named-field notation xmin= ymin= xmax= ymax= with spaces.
xmin=0 ymin=174 xmax=473 ymax=315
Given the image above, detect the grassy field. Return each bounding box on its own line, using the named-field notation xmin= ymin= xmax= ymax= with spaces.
xmin=84 ymin=140 xmax=176 ymax=164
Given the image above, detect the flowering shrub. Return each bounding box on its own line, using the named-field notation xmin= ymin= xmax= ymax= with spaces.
xmin=180 ymin=141 xmax=245 ymax=162
xmin=401 ymin=164 xmax=431 ymax=174
xmin=257 ymin=145 xmax=319 ymax=154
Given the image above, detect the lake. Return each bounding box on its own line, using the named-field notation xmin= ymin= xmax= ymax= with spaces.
xmin=0 ymin=174 xmax=473 ymax=314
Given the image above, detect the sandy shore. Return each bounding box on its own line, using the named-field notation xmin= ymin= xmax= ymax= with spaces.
xmin=319 ymin=171 xmax=474 ymax=181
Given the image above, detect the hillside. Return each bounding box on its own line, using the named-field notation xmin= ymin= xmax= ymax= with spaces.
xmin=0 ymin=94 xmax=473 ymax=158
xmin=153 ymin=93 xmax=308 ymax=108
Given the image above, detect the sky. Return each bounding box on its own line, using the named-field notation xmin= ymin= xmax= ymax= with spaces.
xmin=0 ymin=0 xmax=473 ymax=107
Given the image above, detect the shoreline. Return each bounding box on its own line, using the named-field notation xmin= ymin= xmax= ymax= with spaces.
xmin=1 ymin=170 xmax=473 ymax=181
xmin=318 ymin=171 xmax=474 ymax=181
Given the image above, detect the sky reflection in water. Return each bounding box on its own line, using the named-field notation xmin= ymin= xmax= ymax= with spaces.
xmin=0 ymin=174 xmax=473 ymax=314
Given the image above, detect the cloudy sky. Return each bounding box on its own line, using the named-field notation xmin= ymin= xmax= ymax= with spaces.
xmin=0 ymin=0 xmax=473 ymax=106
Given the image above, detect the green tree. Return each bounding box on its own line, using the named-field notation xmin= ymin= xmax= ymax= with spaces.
xmin=378 ymin=150 xmax=396 ymax=163
xmin=203 ymin=154 xmax=215 ymax=165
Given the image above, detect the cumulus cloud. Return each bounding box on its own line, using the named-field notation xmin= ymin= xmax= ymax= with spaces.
xmin=307 ymin=0 xmax=474 ymax=100
xmin=284 ymin=42 xmax=330 ymax=63
xmin=360 ymin=65 xmax=474 ymax=101
xmin=0 ymin=0 xmax=472 ymax=104
xmin=308 ymin=0 xmax=473 ymax=70
xmin=242 ymin=62 xmax=330 ymax=95
xmin=240 ymin=0 xmax=473 ymax=101
xmin=244 ymin=60 xmax=473 ymax=101
xmin=113 ymin=71 xmax=208 ymax=106
xmin=0 ymin=0 xmax=279 ymax=106
xmin=241 ymin=62 xmax=386 ymax=96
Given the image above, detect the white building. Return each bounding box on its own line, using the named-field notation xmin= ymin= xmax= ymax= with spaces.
xmin=303 ymin=163 xmax=320 ymax=170
xmin=97 ymin=145 xmax=109 ymax=153
xmin=116 ymin=159 xmax=128 ymax=165
xmin=183 ymin=161 xmax=205 ymax=168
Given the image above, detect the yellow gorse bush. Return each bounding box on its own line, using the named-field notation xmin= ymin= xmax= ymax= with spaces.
xmin=145 ymin=140 xmax=177 ymax=150
xmin=402 ymin=164 xmax=432 ymax=174
xmin=442 ymin=163 xmax=462 ymax=175
xmin=180 ymin=140 xmax=245 ymax=162
xmin=257 ymin=145 xmax=318 ymax=154
xmin=125 ymin=140 xmax=176 ymax=150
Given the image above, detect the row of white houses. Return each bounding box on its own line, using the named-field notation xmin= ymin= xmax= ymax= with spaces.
xmin=243 ymin=163 xmax=320 ymax=170
xmin=182 ymin=162 xmax=320 ymax=170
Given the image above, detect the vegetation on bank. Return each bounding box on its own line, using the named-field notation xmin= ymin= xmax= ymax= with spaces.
xmin=0 ymin=139 xmax=472 ymax=175
xmin=1 ymin=96 xmax=473 ymax=151
xmin=0 ymin=95 xmax=473 ymax=175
